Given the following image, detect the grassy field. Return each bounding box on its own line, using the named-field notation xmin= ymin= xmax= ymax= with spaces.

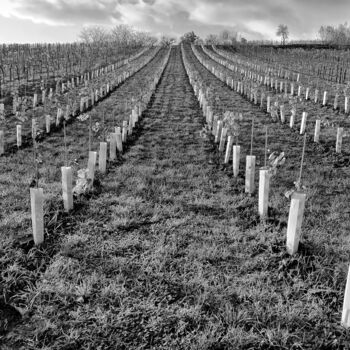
xmin=1 ymin=45 xmax=350 ymax=349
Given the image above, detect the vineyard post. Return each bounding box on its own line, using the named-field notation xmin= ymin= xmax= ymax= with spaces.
xmin=336 ymin=127 xmax=344 ymax=153
xmin=122 ymin=120 xmax=128 ymax=143
xmin=341 ymin=265 xmax=350 ymax=328
xmin=290 ymin=110 xmax=295 ymax=128
xmin=300 ymin=112 xmax=307 ymax=134
xmin=245 ymin=119 xmax=255 ymax=194
xmin=215 ymin=120 xmax=223 ymax=143
xmin=233 ymin=145 xmax=240 ymax=177
xmin=314 ymin=120 xmax=321 ymax=143
xmin=334 ymin=93 xmax=339 ymax=110
xmin=45 ymin=115 xmax=51 ymax=133
xmin=110 ymin=133 xmax=117 ymax=160
xmin=99 ymin=142 xmax=107 ymax=174
xmin=305 ymin=87 xmax=310 ymax=100
xmin=286 ymin=133 xmax=307 ymax=255
xmin=224 ymin=135 xmax=233 ymax=164
xmin=87 ymin=151 xmax=97 ymax=183
xmin=259 ymin=127 xmax=270 ymax=218
xmin=17 ymin=125 xmax=22 ymax=148
xmin=298 ymin=85 xmax=301 ymax=97
xmin=314 ymin=89 xmax=319 ymax=103
xmin=61 ymin=166 xmax=73 ymax=212
xmin=280 ymin=105 xmax=285 ymax=123
xmin=219 ymin=127 xmax=227 ymax=152
xmin=30 ymin=187 xmax=44 ymax=245
xmin=345 ymin=96 xmax=349 ymax=113
xmin=116 ymin=127 xmax=123 ymax=153
xmin=323 ymin=91 xmax=328 ymax=106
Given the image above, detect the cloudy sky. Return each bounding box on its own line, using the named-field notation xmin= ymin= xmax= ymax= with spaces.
xmin=0 ymin=0 xmax=349 ymax=43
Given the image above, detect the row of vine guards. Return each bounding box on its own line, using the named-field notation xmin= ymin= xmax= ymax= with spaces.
xmin=187 ymin=44 xmax=350 ymax=329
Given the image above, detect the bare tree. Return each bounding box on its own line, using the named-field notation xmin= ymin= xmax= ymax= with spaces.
xmin=79 ymin=25 xmax=110 ymax=44
xmin=276 ymin=24 xmax=289 ymax=45
xmin=160 ymin=36 xmax=176 ymax=47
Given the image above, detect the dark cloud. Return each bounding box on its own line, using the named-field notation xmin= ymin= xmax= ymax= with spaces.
xmin=6 ymin=0 xmax=350 ymax=40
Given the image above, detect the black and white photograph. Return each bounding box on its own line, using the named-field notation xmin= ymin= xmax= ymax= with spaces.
xmin=1 ymin=0 xmax=350 ymax=349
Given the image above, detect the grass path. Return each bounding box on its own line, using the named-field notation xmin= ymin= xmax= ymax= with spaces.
xmin=3 ymin=46 xmax=350 ymax=349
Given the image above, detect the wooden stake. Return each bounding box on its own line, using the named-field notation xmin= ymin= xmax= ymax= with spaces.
xmin=300 ymin=112 xmax=307 ymax=134
xmin=87 ymin=151 xmax=97 ymax=183
xmin=341 ymin=265 xmax=350 ymax=328
xmin=30 ymin=187 xmax=44 ymax=245
xmin=267 ymin=96 xmax=271 ymax=112
xmin=336 ymin=127 xmax=344 ymax=153
xmin=233 ymin=145 xmax=240 ymax=177
xmin=245 ymin=155 xmax=256 ymax=194
xmin=61 ymin=166 xmax=73 ymax=212
xmin=17 ymin=125 xmax=22 ymax=148
xmin=99 ymin=142 xmax=107 ymax=173
xmin=224 ymin=135 xmax=233 ymax=163
xmin=258 ymin=168 xmax=270 ymax=218
xmin=286 ymin=191 xmax=306 ymax=255
xmin=314 ymin=89 xmax=319 ymax=103
xmin=314 ymin=120 xmax=321 ymax=143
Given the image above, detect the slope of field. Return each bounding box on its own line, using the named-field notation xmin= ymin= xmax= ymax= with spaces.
xmin=2 ymin=45 xmax=350 ymax=349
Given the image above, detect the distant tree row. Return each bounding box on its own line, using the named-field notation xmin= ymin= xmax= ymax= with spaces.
xmin=79 ymin=24 xmax=158 ymax=47
xmin=319 ymin=23 xmax=350 ymax=45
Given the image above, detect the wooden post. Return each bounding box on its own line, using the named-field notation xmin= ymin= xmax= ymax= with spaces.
xmin=110 ymin=133 xmax=117 ymax=160
xmin=298 ymin=85 xmax=302 ymax=97
xmin=258 ymin=168 xmax=270 ymax=218
xmin=336 ymin=127 xmax=344 ymax=153
xmin=245 ymin=155 xmax=256 ymax=194
xmin=224 ymin=136 xmax=233 ymax=163
xmin=215 ymin=120 xmax=223 ymax=144
xmin=219 ymin=127 xmax=227 ymax=152
xmin=233 ymin=145 xmax=240 ymax=177
xmin=99 ymin=142 xmax=107 ymax=173
xmin=87 ymin=151 xmax=97 ymax=183
xmin=17 ymin=125 xmax=22 ymax=147
xmin=290 ymin=83 xmax=294 ymax=96
xmin=286 ymin=191 xmax=306 ymax=255
xmin=61 ymin=166 xmax=73 ymax=212
xmin=314 ymin=89 xmax=319 ymax=103
xmin=30 ymin=187 xmax=44 ymax=245
xmin=341 ymin=265 xmax=350 ymax=328
xmin=314 ymin=120 xmax=321 ymax=143
xmin=45 ymin=115 xmax=51 ymax=134
xmin=300 ymin=112 xmax=307 ymax=134
xmin=321 ymin=91 xmax=327 ymax=107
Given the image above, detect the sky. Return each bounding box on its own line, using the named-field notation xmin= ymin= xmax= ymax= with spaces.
xmin=0 ymin=0 xmax=349 ymax=43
